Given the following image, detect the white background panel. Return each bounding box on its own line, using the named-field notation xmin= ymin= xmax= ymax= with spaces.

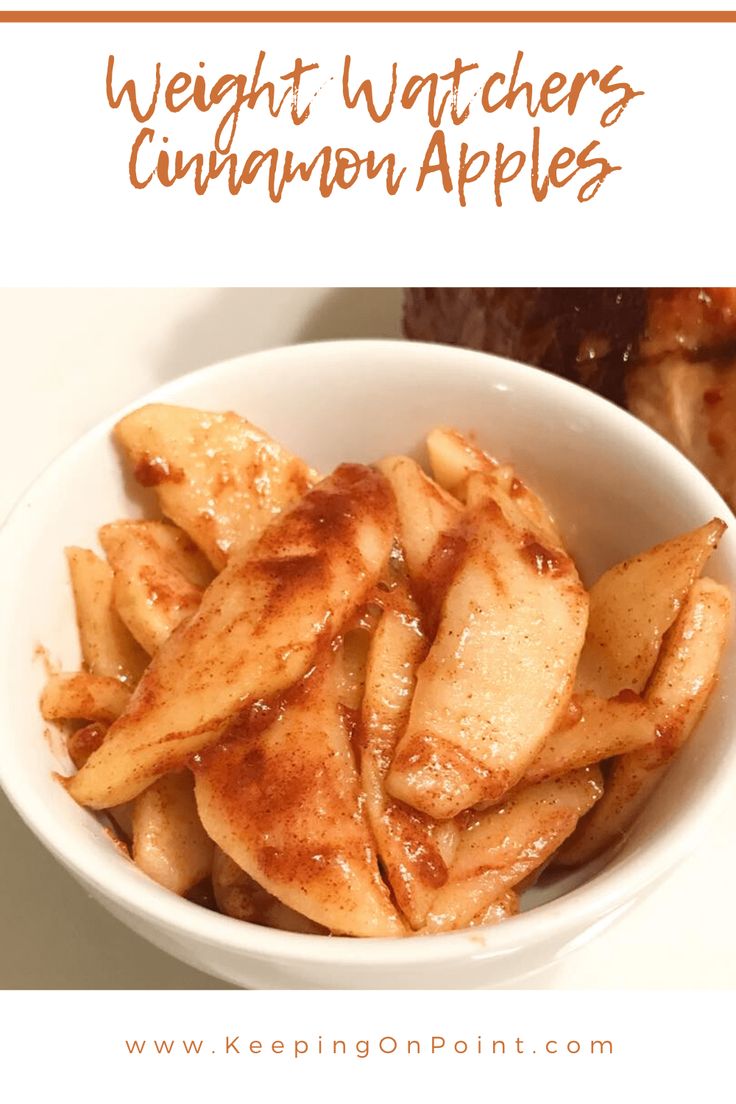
xmin=1 ymin=2 xmax=736 ymax=1094
xmin=0 ymin=11 xmax=734 ymax=284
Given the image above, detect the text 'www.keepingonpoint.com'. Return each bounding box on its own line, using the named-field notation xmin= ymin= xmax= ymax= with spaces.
xmin=124 ymin=1033 xmax=614 ymax=1059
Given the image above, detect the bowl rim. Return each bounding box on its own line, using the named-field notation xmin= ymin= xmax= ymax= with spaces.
xmin=2 ymin=336 xmax=736 ymax=970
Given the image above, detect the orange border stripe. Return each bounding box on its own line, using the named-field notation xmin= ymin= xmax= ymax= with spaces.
xmin=1 ymin=10 xmax=735 ymax=24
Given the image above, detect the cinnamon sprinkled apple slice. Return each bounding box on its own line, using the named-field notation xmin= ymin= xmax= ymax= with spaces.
xmin=360 ymin=587 xmax=460 ymax=930
xmin=67 ymin=464 xmax=396 ymax=809
xmin=115 ymin=403 xmax=317 ymax=569
xmin=576 ymin=518 xmax=725 ymax=697
xmin=195 ymin=654 xmax=405 ymax=938
xmin=424 ymin=767 xmax=603 ymax=934
xmin=386 ymin=481 xmax=588 ymax=819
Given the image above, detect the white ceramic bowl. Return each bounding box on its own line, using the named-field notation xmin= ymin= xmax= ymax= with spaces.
xmin=2 ymin=339 xmax=735 ymax=990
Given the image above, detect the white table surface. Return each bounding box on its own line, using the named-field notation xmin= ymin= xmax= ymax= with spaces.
xmin=1 ymin=287 xmax=733 ymax=989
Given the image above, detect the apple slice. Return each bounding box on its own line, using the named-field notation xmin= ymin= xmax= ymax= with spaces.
xmin=211 ymin=848 xmax=326 ymax=934
xmin=360 ymin=590 xmax=460 ymax=929
xmin=386 ymin=491 xmax=588 ymax=819
xmin=427 ymin=427 xmax=560 ymax=545
xmin=115 ymin=403 xmax=318 ymax=568
xmin=99 ymin=520 xmax=214 ymax=654
xmin=377 ymin=454 xmax=462 ymax=577
xmin=132 ymin=772 xmax=214 ymax=895
xmin=520 ymin=690 xmax=656 ymax=786
xmin=468 ymin=889 xmax=519 ymax=928
xmin=423 ymin=767 xmax=603 ymax=933
xmin=557 ymin=576 xmax=732 ymax=866
xmin=67 ymin=464 xmax=396 ymax=809
xmin=66 ymin=547 xmax=147 ymax=685
xmin=194 ymin=655 xmax=405 ymax=938
xmin=426 ymin=427 xmax=504 ymax=500
xmin=576 ymin=519 xmax=725 ymax=697
xmin=41 ymin=671 xmax=131 ymax=724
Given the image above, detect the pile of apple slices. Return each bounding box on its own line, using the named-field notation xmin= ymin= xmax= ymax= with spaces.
xmin=42 ymin=405 xmax=731 ymax=937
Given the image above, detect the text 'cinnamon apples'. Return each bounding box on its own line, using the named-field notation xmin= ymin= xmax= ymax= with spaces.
xmin=67 ymin=464 xmax=397 ymax=809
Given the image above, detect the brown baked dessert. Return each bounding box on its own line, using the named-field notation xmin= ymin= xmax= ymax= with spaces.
xmin=404 ymin=289 xmax=736 ymax=507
